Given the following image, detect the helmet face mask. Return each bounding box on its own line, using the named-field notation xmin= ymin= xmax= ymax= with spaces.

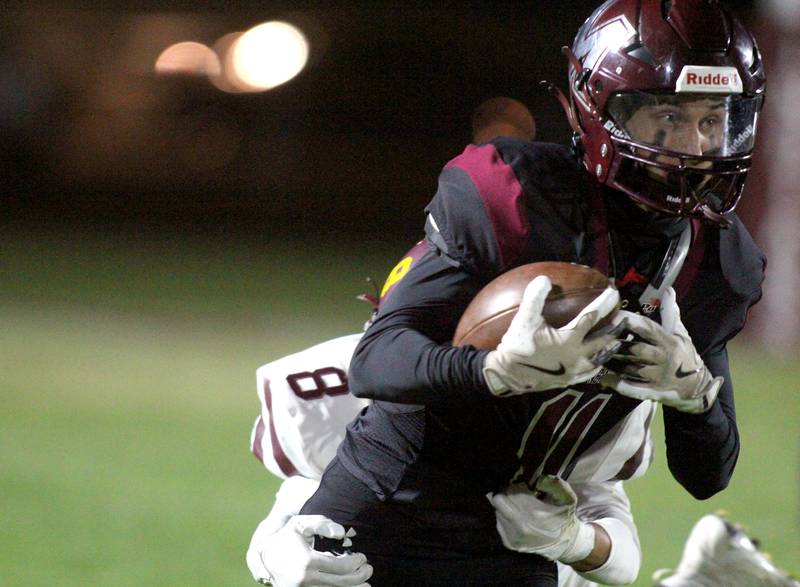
xmin=565 ymin=0 xmax=766 ymax=225
xmin=605 ymin=91 xmax=763 ymax=220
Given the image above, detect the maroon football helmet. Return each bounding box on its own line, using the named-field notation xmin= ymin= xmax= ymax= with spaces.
xmin=560 ymin=0 xmax=766 ymax=224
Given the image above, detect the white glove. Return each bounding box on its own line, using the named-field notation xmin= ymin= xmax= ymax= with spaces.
xmin=490 ymin=475 xmax=596 ymax=564
xmin=246 ymin=514 xmax=373 ymax=587
xmin=483 ymin=276 xmax=621 ymax=396
xmin=607 ymin=288 xmax=722 ymax=414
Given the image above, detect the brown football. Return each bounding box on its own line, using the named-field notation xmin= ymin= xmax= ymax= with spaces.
xmin=452 ymin=262 xmax=614 ymax=350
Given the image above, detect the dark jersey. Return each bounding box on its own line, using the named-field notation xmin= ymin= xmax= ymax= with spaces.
xmin=304 ymin=139 xmax=765 ymax=559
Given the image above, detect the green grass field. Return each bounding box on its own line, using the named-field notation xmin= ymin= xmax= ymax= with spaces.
xmin=1 ymin=228 xmax=798 ymax=586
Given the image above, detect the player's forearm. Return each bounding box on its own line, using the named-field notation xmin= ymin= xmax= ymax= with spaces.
xmin=349 ymin=326 xmax=490 ymax=404
xmin=664 ymin=399 xmax=739 ymax=499
xmin=571 ymin=519 xmax=641 ymax=585
xmin=570 ymin=523 xmax=610 ymax=571
xmin=567 ymin=482 xmax=641 ymax=584
xmin=350 ymin=251 xmax=492 ymax=404
xmin=663 ymin=349 xmax=739 ymax=499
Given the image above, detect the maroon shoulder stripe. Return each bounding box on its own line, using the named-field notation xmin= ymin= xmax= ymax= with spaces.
xmin=445 ymin=144 xmax=530 ymax=268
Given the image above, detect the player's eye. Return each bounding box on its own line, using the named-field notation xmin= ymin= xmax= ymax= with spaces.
xmin=700 ymin=116 xmax=721 ymax=131
xmin=653 ymin=110 xmax=679 ymax=125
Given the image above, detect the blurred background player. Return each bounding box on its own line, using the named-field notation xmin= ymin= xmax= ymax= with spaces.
xmin=471 ymin=96 xmax=536 ymax=145
xmin=246 ymin=330 xmax=640 ymax=587
xmin=654 ymin=513 xmax=799 ymax=587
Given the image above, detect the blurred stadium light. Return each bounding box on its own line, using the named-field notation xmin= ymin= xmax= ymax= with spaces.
xmin=155 ymin=41 xmax=220 ymax=76
xmin=156 ymin=21 xmax=310 ymax=93
xmin=208 ymin=32 xmax=246 ymax=93
xmin=230 ymin=21 xmax=309 ymax=92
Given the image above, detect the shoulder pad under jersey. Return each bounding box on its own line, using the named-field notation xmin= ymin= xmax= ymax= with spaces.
xmin=425 ymin=142 xmax=531 ymax=278
xmin=718 ymin=215 xmax=766 ymax=298
xmin=678 ymin=215 xmax=766 ymax=354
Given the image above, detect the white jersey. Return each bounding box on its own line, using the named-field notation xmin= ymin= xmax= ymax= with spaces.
xmin=566 ymin=397 xmax=657 ymax=484
xmin=251 ymin=334 xmax=644 ymax=586
xmin=250 ymin=333 xmax=370 ymax=480
xmin=251 ymin=334 xmax=656 ymax=486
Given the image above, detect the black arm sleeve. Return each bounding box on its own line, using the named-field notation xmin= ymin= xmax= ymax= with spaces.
xmin=349 ymin=248 xmax=492 ymax=405
xmin=662 ymin=346 xmax=738 ymax=499
xmin=350 ymin=142 xmax=540 ymax=405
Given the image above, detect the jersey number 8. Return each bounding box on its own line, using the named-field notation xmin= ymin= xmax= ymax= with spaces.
xmin=286 ymin=368 xmax=349 ymax=400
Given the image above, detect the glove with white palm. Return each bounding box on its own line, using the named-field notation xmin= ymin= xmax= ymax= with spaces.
xmin=483 ymin=276 xmax=621 ymax=396
xmin=606 ymin=288 xmax=722 ymax=414
xmin=246 ymin=514 xmax=372 ymax=587
xmin=490 ymin=475 xmax=596 ymax=564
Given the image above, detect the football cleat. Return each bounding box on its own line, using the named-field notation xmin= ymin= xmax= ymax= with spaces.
xmin=654 ymin=513 xmax=799 ymax=587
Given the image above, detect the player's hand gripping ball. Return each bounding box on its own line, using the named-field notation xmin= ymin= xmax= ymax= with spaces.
xmin=454 ymin=262 xmax=622 ymax=396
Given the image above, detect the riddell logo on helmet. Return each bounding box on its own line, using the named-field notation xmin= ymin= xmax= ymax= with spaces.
xmin=603 ymin=120 xmax=631 ymax=140
xmin=686 ymin=72 xmax=737 ymax=85
xmin=676 ymin=66 xmax=743 ymax=94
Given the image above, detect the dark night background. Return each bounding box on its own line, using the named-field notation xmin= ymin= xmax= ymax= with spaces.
xmin=1 ymin=2 xmax=759 ymax=245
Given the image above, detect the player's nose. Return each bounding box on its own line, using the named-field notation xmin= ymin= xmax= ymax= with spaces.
xmin=675 ymin=130 xmax=705 ymax=157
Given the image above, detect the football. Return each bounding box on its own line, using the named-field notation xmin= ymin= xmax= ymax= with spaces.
xmin=452 ymin=262 xmax=614 ymax=350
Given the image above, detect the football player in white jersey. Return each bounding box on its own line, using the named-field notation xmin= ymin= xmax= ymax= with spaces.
xmin=247 ymin=332 xmax=641 ymax=587
xmin=247 ymin=98 xmax=646 ymax=587
xmin=246 ymin=331 xmax=798 ymax=587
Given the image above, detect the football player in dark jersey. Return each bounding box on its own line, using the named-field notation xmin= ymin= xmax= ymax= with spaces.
xmin=299 ymin=1 xmax=768 ymax=585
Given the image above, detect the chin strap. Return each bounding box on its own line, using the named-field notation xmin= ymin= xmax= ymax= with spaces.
xmin=638 ymin=222 xmax=692 ymax=314
xmin=541 ymin=80 xmax=583 ymax=137
xmin=699 ymin=204 xmax=733 ymax=228
xmin=541 ymin=46 xmax=591 ymax=139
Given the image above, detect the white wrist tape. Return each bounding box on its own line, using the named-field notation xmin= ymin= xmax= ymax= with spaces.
xmin=560 ymin=521 xmax=596 ymax=564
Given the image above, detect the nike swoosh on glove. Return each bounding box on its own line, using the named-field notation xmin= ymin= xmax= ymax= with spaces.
xmin=605 ymin=287 xmax=722 ymax=414
xmin=489 ymin=475 xmax=595 ymax=564
xmin=483 ymin=275 xmax=621 ymax=396
xmin=246 ymin=514 xmax=373 ymax=587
